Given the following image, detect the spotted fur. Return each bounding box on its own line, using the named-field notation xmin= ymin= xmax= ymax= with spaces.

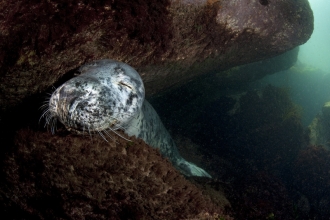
xmin=45 ymin=59 xmax=211 ymax=178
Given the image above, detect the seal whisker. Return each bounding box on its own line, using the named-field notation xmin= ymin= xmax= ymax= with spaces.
xmin=45 ymin=115 xmax=51 ymax=126
xmin=98 ymin=130 xmax=108 ymax=142
xmin=108 ymin=127 xmax=131 ymax=142
xmin=48 ymin=85 xmax=57 ymax=94
xmin=48 ymin=117 xmax=54 ymax=134
xmin=53 ymin=118 xmax=57 ymax=133
xmin=39 ymin=103 xmax=49 ymax=110
xmin=45 ymin=112 xmax=53 ymax=125
xmin=39 ymin=109 xmax=50 ymax=124
xmin=51 ymin=118 xmax=56 ymax=134
xmin=103 ymin=129 xmax=115 ymax=141
xmin=51 ymin=117 xmax=57 ymax=134
xmin=87 ymin=126 xmax=93 ymax=141
xmin=39 ymin=106 xmax=48 ymax=113
xmin=113 ymin=123 xmax=134 ymax=133
xmin=110 ymin=111 xmax=134 ymax=116
xmin=82 ymin=126 xmax=86 ymax=135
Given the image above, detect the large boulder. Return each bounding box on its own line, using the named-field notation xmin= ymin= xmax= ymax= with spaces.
xmin=0 ymin=0 xmax=313 ymax=111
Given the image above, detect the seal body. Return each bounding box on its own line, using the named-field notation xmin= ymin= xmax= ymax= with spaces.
xmin=47 ymin=59 xmax=211 ymax=178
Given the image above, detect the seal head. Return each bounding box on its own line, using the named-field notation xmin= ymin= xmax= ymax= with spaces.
xmin=48 ymin=59 xmax=145 ymax=133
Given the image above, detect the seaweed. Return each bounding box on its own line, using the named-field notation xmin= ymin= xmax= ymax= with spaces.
xmin=1 ymin=128 xmax=233 ymax=219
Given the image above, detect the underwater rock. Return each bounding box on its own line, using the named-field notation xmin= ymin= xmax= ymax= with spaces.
xmin=308 ymin=101 xmax=330 ymax=150
xmin=293 ymin=145 xmax=330 ymax=219
xmin=151 ymin=84 xmax=304 ymax=173
xmin=228 ymin=172 xmax=295 ymax=220
xmin=0 ymin=0 xmax=313 ymax=111
xmin=0 ymin=128 xmax=232 ymax=219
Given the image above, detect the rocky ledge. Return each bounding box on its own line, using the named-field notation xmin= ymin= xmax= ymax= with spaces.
xmin=0 ymin=0 xmax=313 ymax=111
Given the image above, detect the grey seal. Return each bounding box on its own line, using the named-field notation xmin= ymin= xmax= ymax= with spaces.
xmin=43 ymin=59 xmax=211 ymax=178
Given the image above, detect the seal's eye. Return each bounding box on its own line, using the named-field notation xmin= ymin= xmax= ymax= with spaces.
xmin=119 ymin=81 xmax=132 ymax=89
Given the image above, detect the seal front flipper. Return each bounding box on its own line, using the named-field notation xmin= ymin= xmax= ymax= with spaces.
xmin=175 ymin=160 xmax=212 ymax=178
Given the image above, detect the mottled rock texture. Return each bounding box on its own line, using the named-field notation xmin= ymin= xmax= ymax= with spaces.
xmin=0 ymin=129 xmax=232 ymax=219
xmin=0 ymin=0 xmax=313 ymax=111
xmin=308 ymin=101 xmax=330 ymax=150
xmin=293 ymin=146 xmax=330 ymax=219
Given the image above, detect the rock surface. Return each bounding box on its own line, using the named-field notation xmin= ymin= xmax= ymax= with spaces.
xmin=0 ymin=0 xmax=313 ymax=111
xmin=308 ymin=101 xmax=330 ymax=150
xmin=150 ymin=83 xmax=306 ymax=219
xmin=0 ymin=128 xmax=232 ymax=219
xmin=293 ymin=146 xmax=330 ymax=219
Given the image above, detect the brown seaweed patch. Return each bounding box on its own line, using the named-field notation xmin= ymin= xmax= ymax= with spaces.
xmin=1 ymin=128 xmax=232 ymax=219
